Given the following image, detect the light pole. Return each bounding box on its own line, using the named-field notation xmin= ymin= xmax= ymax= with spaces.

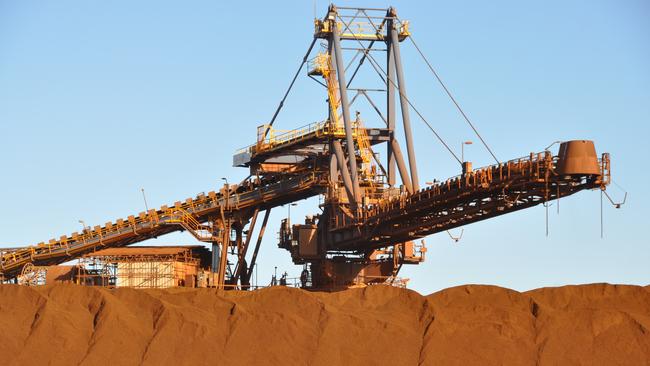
xmin=141 ymin=188 xmax=149 ymax=212
xmin=461 ymin=141 xmax=473 ymax=162
xmin=221 ymin=177 xmax=229 ymax=209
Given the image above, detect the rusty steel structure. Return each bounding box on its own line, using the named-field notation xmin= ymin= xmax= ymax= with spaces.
xmin=0 ymin=5 xmax=612 ymax=290
xmin=77 ymin=246 xmax=208 ymax=289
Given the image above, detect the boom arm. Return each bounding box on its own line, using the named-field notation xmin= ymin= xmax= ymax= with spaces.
xmin=0 ymin=172 xmax=326 ymax=280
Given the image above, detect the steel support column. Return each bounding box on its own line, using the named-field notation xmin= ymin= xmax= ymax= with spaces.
xmin=330 ymin=21 xmax=362 ymax=204
xmin=211 ymin=242 xmax=219 ymax=273
xmin=389 ymin=13 xmax=419 ymax=191
xmin=233 ymin=209 xmax=259 ymax=286
xmin=235 ymin=226 xmax=243 ymax=255
xmin=386 ymin=16 xmax=397 ymax=187
xmin=332 ymin=140 xmax=356 ymax=205
xmin=216 ymin=221 xmax=230 ymax=288
xmin=390 ymin=139 xmax=413 ymax=193
xmin=245 ymin=209 xmax=271 ymax=286
xmin=329 ymin=152 xmax=338 ymax=183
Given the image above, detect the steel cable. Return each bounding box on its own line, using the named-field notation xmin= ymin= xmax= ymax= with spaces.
xmin=336 ymin=16 xmax=461 ymax=163
xmin=264 ymin=38 xmax=318 ymax=139
xmin=401 ymin=22 xmax=500 ymax=164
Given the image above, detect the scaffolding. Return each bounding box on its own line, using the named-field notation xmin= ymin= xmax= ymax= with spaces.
xmin=78 ymin=246 xmax=205 ymax=289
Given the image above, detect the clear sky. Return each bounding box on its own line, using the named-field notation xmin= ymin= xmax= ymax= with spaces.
xmin=1 ymin=1 xmax=648 ymax=294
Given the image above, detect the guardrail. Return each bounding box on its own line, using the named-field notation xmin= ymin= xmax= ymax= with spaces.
xmin=360 ymin=150 xmax=609 ymax=222
xmin=234 ymin=120 xmax=367 ymax=158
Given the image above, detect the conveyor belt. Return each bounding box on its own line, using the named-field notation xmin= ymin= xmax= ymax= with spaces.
xmin=1 ymin=150 xmax=610 ymax=281
xmin=0 ymin=172 xmax=327 ymax=280
xmin=324 ymin=151 xmax=610 ymax=250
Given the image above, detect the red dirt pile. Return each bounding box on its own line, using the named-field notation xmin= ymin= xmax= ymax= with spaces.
xmin=0 ymin=283 xmax=648 ymax=365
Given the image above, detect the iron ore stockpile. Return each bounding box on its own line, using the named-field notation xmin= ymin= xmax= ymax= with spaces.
xmin=0 ymin=283 xmax=648 ymax=365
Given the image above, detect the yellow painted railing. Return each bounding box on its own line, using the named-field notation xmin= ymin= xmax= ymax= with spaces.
xmin=165 ymin=207 xmax=215 ymax=242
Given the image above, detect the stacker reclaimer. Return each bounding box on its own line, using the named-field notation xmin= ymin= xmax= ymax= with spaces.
xmin=0 ymin=5 xmax=612 ymax=290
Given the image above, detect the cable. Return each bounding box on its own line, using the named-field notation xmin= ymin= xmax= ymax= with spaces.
xmin=365 ymin=51 xmax=461 ymax=163
xmin=336 ymin=16 xmax=462 ymax=164
xmin=402 ymin=23 xmax=500 ymax=164
xmin=263 ymin=37 xmax=318 ymax=139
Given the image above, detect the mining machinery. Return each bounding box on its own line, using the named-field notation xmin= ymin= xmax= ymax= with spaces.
xmin=0 ymin=5 xmax=612 ymax=290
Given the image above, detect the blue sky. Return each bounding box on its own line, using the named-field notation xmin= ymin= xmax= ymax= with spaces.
xmin=1 ymin=1 xmax=648 ymax=294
